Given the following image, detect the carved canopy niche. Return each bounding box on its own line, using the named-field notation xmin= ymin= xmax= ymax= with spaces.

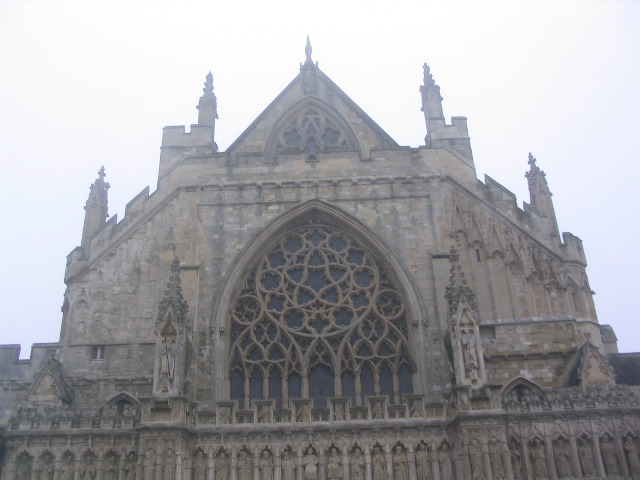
xmin=228 ymin=221 xmax=415 ymax=408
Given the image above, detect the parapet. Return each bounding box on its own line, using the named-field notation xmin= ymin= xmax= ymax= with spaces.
xmin=159 ymin=124 xmax=216 ymax=179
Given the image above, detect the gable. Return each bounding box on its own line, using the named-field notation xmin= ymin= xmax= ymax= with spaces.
xmin=226 ymin=63 xmax=398 ymax=162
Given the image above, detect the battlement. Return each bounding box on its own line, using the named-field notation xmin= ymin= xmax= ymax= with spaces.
xmin=159 ymin=124 xmax=216 ymax=179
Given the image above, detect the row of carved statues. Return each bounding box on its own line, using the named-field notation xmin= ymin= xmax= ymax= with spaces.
xmin=7 ymin=433 xmax=640 ymax=480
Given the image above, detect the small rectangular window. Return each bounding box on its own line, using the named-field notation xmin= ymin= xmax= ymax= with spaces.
xmin=572 ymin=292 xmax=580 ymax=312
xmin=91 ymin=345 xmax=105 ymax=360
xmin=475 ymin=249 xmax=481 ymax=262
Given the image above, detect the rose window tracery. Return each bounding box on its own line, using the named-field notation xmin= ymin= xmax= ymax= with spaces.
xmin=276 ymin=109 xmax=351 ymax=161
xmin=229 ymin=223 xmax=414 ymax=408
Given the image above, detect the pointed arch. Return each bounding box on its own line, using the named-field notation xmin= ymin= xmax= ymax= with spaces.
xmin=265 ymin=99 xmax=361 ymax=162
xmin=214 ymin=200 xmax=425 ymax=405
xmin=502 ymin=376 xmax=546 ymax=397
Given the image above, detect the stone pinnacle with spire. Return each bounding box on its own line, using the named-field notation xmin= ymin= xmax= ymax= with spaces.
xmin=197 ymin=71 xmax=218 ymax=126
xmin=301 ymin=36 xmax=317 ymax=94
xmin=305 ymin=35 xmax=313 ymax=64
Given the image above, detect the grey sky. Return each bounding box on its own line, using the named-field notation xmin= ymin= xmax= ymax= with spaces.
xmin=1 ymin=1 xmax=638 ymax=356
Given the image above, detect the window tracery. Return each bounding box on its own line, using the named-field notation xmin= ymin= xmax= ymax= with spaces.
xmin=229 ymin=222 xmax=414 ymax=408
xmin=276 ymin=109 xmax=351 ymax=161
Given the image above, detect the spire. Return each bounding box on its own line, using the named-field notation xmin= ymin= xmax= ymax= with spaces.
xmin=157 ymin=257 xmax=189 ymax=329
xmin=305 ymin=35 xmax=313 ymax=64
xmin=444 ymin=246 xmax=478 ymax=322
xmin=525 ymin=153 xmax=559 ymax=238
xmin=196 ymin=71 xmax=218 ymax=126
xmin=300 ymin=36 xmax=317 ymax=94
xmin=420 ymin=63 xmax=444 ymax=120
xmin=81 ymin=166 xmax=110 ymax=252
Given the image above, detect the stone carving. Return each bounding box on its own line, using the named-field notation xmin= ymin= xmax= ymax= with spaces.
xmin=600 ymin=433 xmax=621 ymax=476
xmin=15 ymin=453 xmax=32 ymax=480
xmin=41 ymin=452 xmax=55 ymax=480
xmin=143 ymin=450 xmax=155 ymax=480
xmin=282 ymin=450 xmax=296 ymax=480
xmin=334 ymin=402 xmax=345 ymax=421
xmin=468 ymin=440 xmax=482 ymax=480
xmin=216 ymin=451 xmax=230 ymax=480
xmin=81 ymin=452 xmax=97 ymax=480
xmin=238 ymin=451 xmax=253 ymax=480
xmin=392 ymin=446 xmax=409 ymax=480
xmin=303 ymin=447 xmax=319 ymax=480
xmin=327 ymin=447 xmax=342 ymax=480
xmin=578 ymin=437 xmax=597 ymax=477
xmin=104 ymin=453 xmax=119 ymax=480
xmin=192 ymin=450 xmax=206 ymax=480
xmin=508 ymin=439 xmax=523 ymax=480
xmin=488 ymin=439 xmax=505 ymax=480
xmin=415 ymin=443 xmax=432 ymax=480
xmin=351 ymin=448 xmax=365 ymax=480
xmin=60 ymin=452 xmax=75 ymax=480
xmin=552 ymin=438 xmax=573 ymax=478
xmin=372 ymin=446 xmax=387 ymax=480
xmin=438 ymin=442 xmax=453 ymax=480
xmin=163 ymin=450 xmax=176 ymax=480
xmin=125 ymin=452 xmax=137 ymax=480
xmin=529 ymin=438 xmax=549 ymax=479
xmin=624 ymin=436 xmax=640 ymax=477
xmin=260 ymin=450 xmax=274 ymax=480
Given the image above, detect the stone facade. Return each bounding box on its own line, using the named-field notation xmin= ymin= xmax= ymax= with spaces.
xmin=1 ymin=42 xmax=639 ymax=480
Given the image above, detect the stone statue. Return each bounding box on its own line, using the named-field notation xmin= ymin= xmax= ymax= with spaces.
xmin=600 ymin=434 xmax=621 ymax=476
xmin=15 ymin=454 xmax=32 ymax=480
xmin=163 ymin=452 xmax=176 ymax=480
xmin=624 ymin=437 xmax=640 ymax=477
xmin=461 ymin=333 xmax=479 ymax=379
xmin=530 ymin=438 xmax=549 ymax=479
xmin=488 ymin=439 xmax=505 ymax=480
xmin=192 ymin=450 xmax=206 ymax=480
xmin=351 ymin=448 xmax=365 ymax=480
xmin=372 ymin=402 xmax=384 ymax=419
xmin=508 ymin=440 xmax=523 ymax=480
xmin=303 ymin=447 xmax=319 ymax=480
xmin=372 ymin=447 xmax=387 ymax=480
xmin=81 ymin=454 xmax=97 ymax=480
xmin=334 ymin=403 xmax=345 ymax=421
xmin=468 ymin=441 xmax=483 ymax=480
xmin=41 ymin=453 xmax=55 ymax=480
xmin=415 ymin=444 xmax=431 ymax=480
xmin=60 ymin=453 xmax=75 ymax=480
xmin=260 ymin=450 xmax=274 ymax=480
xmin=125 ymin=452 xmax=137 ymax=480
xmin=392 ymin=446 xmax=408 ymax=480
xmin=282 ymin=451 xmax=296 ymax=480
xmin=104 ymin=454 xmax=119 ymax=480
xmin=327 ymin=447 xmax=342 ymax=480
xmin=553 ymin=439 xmax=573 ymax=478
xmin=143 ymin=450 xmax=155 ymax=480
xmin=578 ymin=439 xmax=597 ymax=477
xmin=438 ymin=443 xmax=453 ymax=480
xmin=216 ymin=452 xmax=230 ymax=480
xmin=160 ymin=346 xmax=175 ymax=377
xmin=237 ymin=451 xmax=253 ymax=480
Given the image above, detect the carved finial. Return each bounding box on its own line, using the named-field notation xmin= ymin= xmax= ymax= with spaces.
xmin=157 ymin=257 xmax=189 ymax=328
xmin=305 ymin=36 xmax=313 ymax=64
xmin=197 ymin=71 xmax=218 ymax=126
xmin=420 ymin=62 xmax=444 ymax=143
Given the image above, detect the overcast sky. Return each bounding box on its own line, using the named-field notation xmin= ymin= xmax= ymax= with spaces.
xmin=1 ymin=1 xmax=639 ymax=356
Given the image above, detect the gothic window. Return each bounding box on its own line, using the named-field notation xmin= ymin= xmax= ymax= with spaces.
xmin=276 ymin=108 xmax=352 ymax=161
xmin=229 ymin=222 xmax=414 ymax=408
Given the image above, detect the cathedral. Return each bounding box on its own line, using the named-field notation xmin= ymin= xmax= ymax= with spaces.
xmin=1 ymin=41 xmax=640 ymax=480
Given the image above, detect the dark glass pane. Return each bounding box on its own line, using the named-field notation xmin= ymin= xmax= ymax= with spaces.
xmin=230 ymin=371 xmax=245 ymax=408
xmin=322 ymin=128 xmax=340 ymax=146
xmin=309 ymin=365 xmax=334 ymax=407
xmin=398 ymin=364 xmax=413 ymax=395
xmin=288 ymin=373 xmax=301 ymax=399
xmin=360 ymin=364 xmax=374 ymax=398
xmin=342 ymin=371 xmax=355 ymax=403
xmin=379 ymin=364 xmax=394 ymax=402
xmin=269 ymin=369 xmax=282 ymax=408
xmin=249 ymin=369 xmax=263 ymax=400
xmin=283 ymin=129 xmax=302 ymax=147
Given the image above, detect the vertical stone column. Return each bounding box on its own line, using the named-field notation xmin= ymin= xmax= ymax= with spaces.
xmin=74 ymin=456 xmax=81 ymax=480
xmin=274 ymin=448 xmax=282 ymax=480
xmin=521 ymin=441 xmax=532 ymax=480
xmin=207 ymin=448 xmax=215 ymax=480
xmin=568 ymin=435 xmax=582 ymax=478
xmin=96 ymin=456 xmax=104 ymax=480
xmin=341 ymin=446 xmax=349 ymax=480
xmin=32 ymin=455 xmax=41 ymax=480
xmin=364 ymin=449 xmax=371 ymax=480
xmin=231 ymin=449 xmax=238 ymax=480
xmin=319 ymin=448 xmax=326 ymax=480
xmin=615 ymin=434 xmax=630 ymax=478
xmin=592 ymin=436 xmax=606 ymax=478
xmin=480 ymin=441 xmax=492 ymax=480
xmin=407 ymin=446 xmax=417 ymax=480
xmin=253 ymin=448 xmax=260 ymax=480
xmin=155 ymin=448 xmax=163 ymax=480
xmin=53 ymin=456 xmax=61 ymax=480
xmin=177 ymin=450 xmax=184 ymax=480
xmin=118 ymin=453 xmax=126 ymax=480
xmin=543 ymin=437 xmax=556 ymax=480
xmin=500 ymin=439 xmax=513 ymax=480
xmin=384 ymin=445 xmax=393 ymax=480
xmin=430 ymin=443 xmax=440 ymax=480
xmin=296 ymin=446 xmax=304 ymax=480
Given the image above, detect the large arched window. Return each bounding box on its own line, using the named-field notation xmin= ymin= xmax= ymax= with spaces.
xmin=228 ymin=221 xmax=414 ymax=408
